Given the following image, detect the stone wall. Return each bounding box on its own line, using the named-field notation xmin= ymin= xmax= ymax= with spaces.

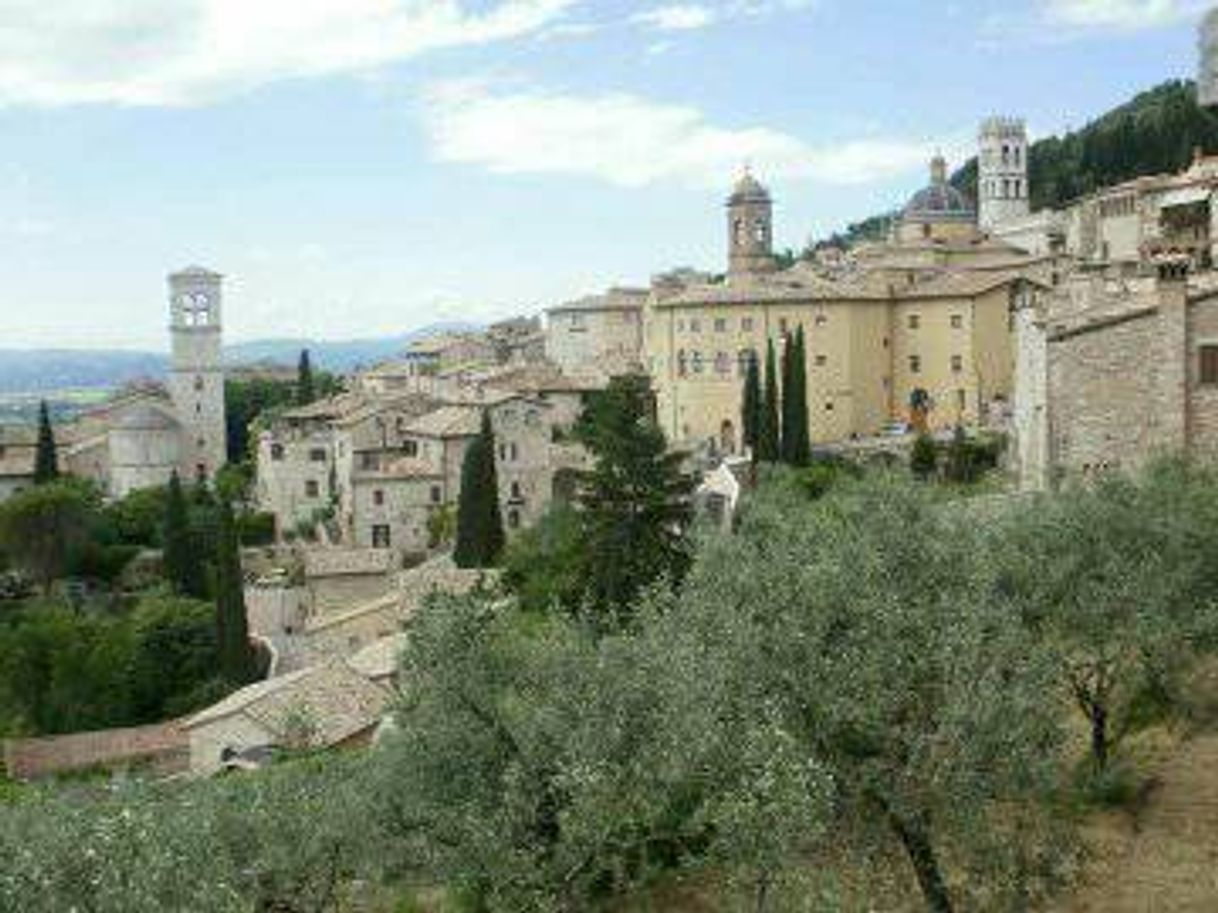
xmin=4 ymin=720 xmax=188 ymax=780
xmin=1047 ymin=275 xmax=1190 ymax=478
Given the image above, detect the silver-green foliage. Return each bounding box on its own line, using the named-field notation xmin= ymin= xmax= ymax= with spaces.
xmin=0 ymin=755 xmax=388 ymax=913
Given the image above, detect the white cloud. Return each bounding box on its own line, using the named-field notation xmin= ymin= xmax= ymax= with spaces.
xmin=631 ymin=5 xmax=718 ymax=31
xmin=420 ymin=81 xmax=950 ymax=189
xmin=0 ymin=0 xmax=575 ymax=108
xmin=1040 ymin=0 xmax=1206 ymax=30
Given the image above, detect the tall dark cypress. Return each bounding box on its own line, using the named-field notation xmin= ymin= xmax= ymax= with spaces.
xmin=296 ymin=349 xmax=315 ymax=406
xmin=454 ymin=411 xmax=505 ymax=568
xmin=780 ymin=331 xmax=796 ymax=464
xmin=214 ymin=497 xmax=255 ymax=685
xmin=741 ymin=351 xmax=762 ymax=460
xmin=788 ymin=326 xmax=811 ymax=466
xmin=33 ymin=400 xmax=58 ymax=485
xmin=759 ymin=338 xmax=781 ymax=463
xmin=163 ymin=470 xmax=206 ymax=599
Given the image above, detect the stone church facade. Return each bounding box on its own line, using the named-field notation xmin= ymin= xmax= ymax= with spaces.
xmin=63 ymin=267 xmax=228 ymax=498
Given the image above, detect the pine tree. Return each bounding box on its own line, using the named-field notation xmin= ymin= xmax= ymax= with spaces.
xmin=573 ymin=373 xmax=695 ymax=627
xmin=787 ymin=326 xmax=811 ymax=466
xmin=163 ymin=471 xmax=206 ymax=599
xmin=214 ymin=497 xmax=256 ymax=685
xmin=759 ymin=338 xmax=781 ymax=463
xmin=454 ymin=411 xmax=505 ymax=569
xmin=741 ymin=351 xmax=762 ymax=460
xmin=34 ymin=400 xmax=58 ymax=485
xmin=296 ymin=349 xmax=315 ymax=406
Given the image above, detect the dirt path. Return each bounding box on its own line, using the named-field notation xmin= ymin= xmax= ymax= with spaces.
xmin=1051 ymin=732 xmax=1218 ymax=912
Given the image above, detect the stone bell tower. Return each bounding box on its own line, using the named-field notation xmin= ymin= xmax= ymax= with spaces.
xmin=727 ymin=168 xmax=777 ymax=277
xmin=978 ymin=117 xmax=1030 ymax=231
xmin=167 ymin=266 xmax=227 ymax=484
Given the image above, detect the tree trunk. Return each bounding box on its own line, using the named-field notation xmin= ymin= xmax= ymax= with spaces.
xmin=755 ymin=871 xmax=770 ymax=913
xmin=888 ymin=812 xmax=954 ymax=913
xmin=1090 ymin=703 xmax=1109 ymax=771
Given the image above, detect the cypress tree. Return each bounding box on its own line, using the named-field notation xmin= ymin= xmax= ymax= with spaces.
xmin=33 ymin=400 xmax=58 ymax=485
xmin=454 ymin=411 xmax=505 ymax=568
xmin=741 ymin=350 xmax=762 ymax=460
xmin=759 ymin=338 xmax=781 ymax=463
xmin=296 ymin=349 xmax=315 ymax=406
xmin=787 ymin=326 xmax=811 ymax=466
xmin=214 ymin=497 xmax=256 ymax=685
xmin=163 ymin=471 xmax=206 ymax=599
xmin=780 ymin=331 xmax=796 ymax=464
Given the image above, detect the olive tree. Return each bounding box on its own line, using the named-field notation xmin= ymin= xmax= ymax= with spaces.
xmin=681 ymin=474 xmax=1071 ymax=913
xmin=997 ymin=460 xmax=1218 ymax=773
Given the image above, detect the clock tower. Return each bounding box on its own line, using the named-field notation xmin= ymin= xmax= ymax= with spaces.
xmin=168 ymin=266 xmax=227 ymax=484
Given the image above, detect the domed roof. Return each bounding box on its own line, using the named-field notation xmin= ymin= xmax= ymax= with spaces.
xmin=727 ymin=168 xmax=771 ymax=205
xmin=114 ymin=404 xmax=180 ymax=432
xmin=903 ymin=156 xmax=975 ymax=223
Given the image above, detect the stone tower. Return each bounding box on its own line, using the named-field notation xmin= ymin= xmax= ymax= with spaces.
xmin=167 ymin=266 xmax=227 ymax=483
xmin=727 ymin=168 xmax=776 ymax=277
xmin=1201 ymin=9 xmax=1218 ymax=108
xmin=978 ymin=117 xmax=1030 ymax=231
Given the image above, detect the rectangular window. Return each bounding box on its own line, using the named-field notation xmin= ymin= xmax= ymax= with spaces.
xmin=305 ymin=480 xmax=320 ymax=498
xmin=689 ymin=318 xmax=701 ymax=333
xmin=308 ymin=448 xmax=327 ymax=462
xmin=371 ymin=524 xmax=391 ymax=549
xmin=403 ymin=439 xmax=418 ymax=457
xmin=692 ymin=352 xmax=704 ymax=374
xmin=950 ymin=314 xmax=963 ymax=329
xmin=956 ymin=389 xmax=967 ymax=412
xmin=270 ymin=443 xmax=284 ymax=461
xmin=1202 ymin=345 xmax=1218 ymax=385
xmin=778 ymin=317 xmax=789 ymax=336
xmin=714 ymin=318 xmax=727 ymax=332
xmin=951 ymin=355 xmax=963 ymax=373
xmin=430 ymin=485 xmax=442 ymax=504
xmin=815 ymin=314 xmax=827 ymax=326
xmin=909 ymin=355 xmax=921 ymax=374
xmin=908 ymin=314 xmax=920 ymax=330
xmin=741 ymin=317 xmax=754 ymax=332
xmin=815 ymin=354 xmax=827 ymax=366
xmin=373 ymin=489 xmax=385 ymax=506
xmin=360 ymin=452 xmax=379 ymax=471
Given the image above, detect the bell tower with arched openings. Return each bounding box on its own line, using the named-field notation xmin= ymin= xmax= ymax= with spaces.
xmin=727 ymin=168 xmax=777 ymax=277
xmin=978 ymin=116 xmax=1030 ymax=230
xmin=167 ymin=266 xmax=227 ymax=484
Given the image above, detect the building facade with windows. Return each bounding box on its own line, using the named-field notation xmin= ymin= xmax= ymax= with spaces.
xmin=644 ymin=168 xmax=1029 ymax=455
xmin=1011 ymin=259 xmax=1218 ymax=486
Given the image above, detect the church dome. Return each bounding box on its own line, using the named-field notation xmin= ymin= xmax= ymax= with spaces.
xmin=114 ymin=404 xmax=180 ymax=432
xmin=727 ymin=169 xmax=771 ymax=205
xmin=904 ymin=155 xmax=975 ymax=223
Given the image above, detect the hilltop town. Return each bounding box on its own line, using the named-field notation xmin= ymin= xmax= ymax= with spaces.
xmin=5 ymin=15 xmax=1218 ymax=910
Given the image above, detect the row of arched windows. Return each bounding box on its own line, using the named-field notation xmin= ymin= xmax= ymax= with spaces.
xmin=676 ymin=347 xmax=759 ymax=378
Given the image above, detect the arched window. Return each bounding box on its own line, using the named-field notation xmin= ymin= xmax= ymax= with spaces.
xmin=193 ymin=375 xmax=204 ymax=392
xmin=1002 ymin=144 xmax=1010 ymax=165
xmin=753 ymin=219 xmax=767 ymax=244
xmin=677 ymin=350 xmax=688 ymax=377
xmin=692 ymin=351 xmax=704 ymax=374
xmin=733 ymin=218 xmax=745 ymax=246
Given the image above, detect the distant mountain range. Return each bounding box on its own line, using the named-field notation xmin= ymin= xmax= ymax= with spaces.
xmin=0 ymin=322 xmax=479 ymax=394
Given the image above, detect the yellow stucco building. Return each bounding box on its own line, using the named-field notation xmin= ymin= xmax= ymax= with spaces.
xmin=643 ymin=162 xmax=1046 ymax=453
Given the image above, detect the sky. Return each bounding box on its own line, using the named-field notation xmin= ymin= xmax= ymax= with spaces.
xmin=0 ymin=0 xmax=1211 ymax=350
